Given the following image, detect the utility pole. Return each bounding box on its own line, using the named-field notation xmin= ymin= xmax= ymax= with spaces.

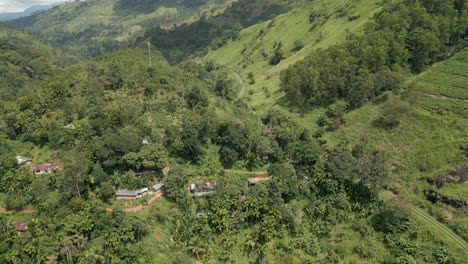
xmin=147 ymin=41 xmax=152 ymax=66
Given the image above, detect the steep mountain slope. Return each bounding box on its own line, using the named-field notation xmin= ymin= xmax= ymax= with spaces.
xmin=9 ymin=0 xmax=233 ymax=58
xmin=203 ymin=0 xmax=468 ymax=245
xmin=138 ymin=0 xmax=311 ymax=63
xmin=205 ymin=0 xmax=383 ymax=106
xmin=322 ymin=48 xmax=468 ymax=241
xmin=0 ymin=25 xmax=66 ymax=98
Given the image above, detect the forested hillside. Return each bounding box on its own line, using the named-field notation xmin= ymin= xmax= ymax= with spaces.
xmin=0 ymin=24 xmax=66 ymax=99
xmin=139 ymin=0 xmax=310 ymax=63
xmin=9 ymin=0 xmax=234 ymax=58
xmin=0 ymin=0 xmax=467 ymax=263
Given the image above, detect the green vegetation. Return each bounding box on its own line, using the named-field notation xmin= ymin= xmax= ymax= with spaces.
xmin=205 ymin=0 xmax=384 ymax=106
xmin=139 ymin=0 xmax=311 ymax=63
xmin=9 ymin=0 xmax=234 ymax=58
xmin=0 ymin=24 xmax=67 ymax=99
xmin=408 ymin=48 xmax=468 ymax=117
xmin=0 ymin=0 xmax=467 ymax=263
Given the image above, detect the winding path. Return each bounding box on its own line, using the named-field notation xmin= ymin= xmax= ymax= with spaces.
xmin=382 ymin=191 xmax=468 ymax=251
xmin=0 ymin=207 xmax=37 ymax=213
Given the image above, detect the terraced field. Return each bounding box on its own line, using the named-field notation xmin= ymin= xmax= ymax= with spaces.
xmin=411 ymin=48 xmax=468 ymax=117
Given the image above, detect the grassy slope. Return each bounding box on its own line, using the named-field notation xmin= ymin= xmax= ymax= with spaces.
xmin=322 ymin=51 xmax=468 ymax=241
xmin=203 ymin=0 xmax=467 ymax=253
xmin=205 ymin=0 xmax=383 ymax=107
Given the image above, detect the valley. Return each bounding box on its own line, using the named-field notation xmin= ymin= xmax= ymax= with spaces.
xmin=0 ymin=0 xmax=467 ymax=263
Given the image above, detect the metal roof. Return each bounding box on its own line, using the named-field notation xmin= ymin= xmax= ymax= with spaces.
xmin=115 ymin=190 xmax=138 ymax=196
xmin=153 ymin=183 xmax=164 ymax=190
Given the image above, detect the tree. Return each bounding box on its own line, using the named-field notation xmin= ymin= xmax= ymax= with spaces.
xmin=326 ymin=148 xmax=357 ymax=183
xmin=269 ymin=163 xmax=298 ymax=202
xmin=378 ymin=95 xmax=410 ymax=128
xmin=123 ymin=143 xmax=169 ymax=171
xmin=97 ymin=182 xmax=115 ymax=203
xmin=0 ymin=154 xmax=16 ymax=177
xmin=357 ymin=151 xmax=389 ymax=191
xmin=163 ymin=166 xmax=191 ymax=205
xmin=372 ymin=203 xmax=411 ymax=234
xmin=187 ymin=86 xmax=209 ymax=108
xmin=60 ymin=150 xmax=92 ymax=198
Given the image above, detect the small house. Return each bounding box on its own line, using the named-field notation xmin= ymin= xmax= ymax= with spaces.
xmin=115 ymin=188 xmax=148 ymax=199
xmin=189 ymin=180 xmax=217 ymax=197
xmin=15 ymin=156 xmax=32 ymax=165
xmin=248 ymin=176 xmax=271 ymax=186
xmin=153 ymin=183 xmax=164 ymax=192
xmin=142 ymin=138 xmax=149 ymax=144
xmin=33 ymin=163 xmax=59 ymax=174
xmin=64 ymin=123 xmax=76 ymax=129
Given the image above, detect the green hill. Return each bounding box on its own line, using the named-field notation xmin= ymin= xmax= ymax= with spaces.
xmin=138 ymin=0 xmax=311 ymax=63
xmin=205 ymin=0 xmax=383 ymax=106
xmin=0 ymin=24 xmax=66 ymax=99
xmin=0 ymin=1 xmax=467 ymax=263
xmin=203 ymin=0 xmax=468 ymax=249
xmin=321 ymin=50 xmax=468 ymax=240
xmin=9 ymin=0 xmax=234 ymax=58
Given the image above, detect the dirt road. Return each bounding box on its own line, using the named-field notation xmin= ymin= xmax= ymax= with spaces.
xmin=0 ymin=207 xmax=37 ymax=213
xmin=382 ymin=191 xmax=467 ymax=251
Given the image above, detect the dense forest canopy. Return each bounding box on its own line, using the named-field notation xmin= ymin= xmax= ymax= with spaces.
xmin=0 ymin=0 xmax=467 ymax=263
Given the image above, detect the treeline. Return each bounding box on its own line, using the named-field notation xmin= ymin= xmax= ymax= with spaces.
xmin=280 ymin=0 xmax=468 ymax=108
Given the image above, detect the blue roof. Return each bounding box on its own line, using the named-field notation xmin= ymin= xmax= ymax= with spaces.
xmin=190 ymin=183 xmax=196 ymax=190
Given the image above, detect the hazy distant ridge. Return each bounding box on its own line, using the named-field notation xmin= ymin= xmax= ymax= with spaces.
xmin=0 ymin=3 xmax=60 ymax=22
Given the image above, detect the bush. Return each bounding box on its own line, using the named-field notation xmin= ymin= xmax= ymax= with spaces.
xmin=372 ymin=203 xmax=411 ymax=234
xmin=292 ymin=40 xmax=304 ymax=52
xmin=378 ymin=95 xmax=410 ymax=128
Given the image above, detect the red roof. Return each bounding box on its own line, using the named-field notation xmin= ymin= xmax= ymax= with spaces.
xmin=34 ymin=163 xmax=59 ymax=171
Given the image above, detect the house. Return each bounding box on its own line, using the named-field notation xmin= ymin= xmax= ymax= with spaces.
xmin=13 ymin=221 xmax=28 ymax=233
xmin=162 ymin=166 xmax=171 ymax=178
xmin=15 ymin=156 xmax=32 ymax=165
xmin=189 ymin=180 xmax=217 ymax=197
xmin=136 ymin=170 xmax=155 ymax=178
xmin=33 ymin=163 xmax=59 ymax=174
xmin=115 ymin=188 xmax=148 ymax=200
xmin=248 ymin=176 xmax=271 ymax=185
xmin=152 ymin=183 xmax=164 ymax=192
xmin=197 ymin=212 xmax=214 ymax=217
xmin=64 ymin=123 xmax=76 ymax=129
xmin=142 ymin=138 xmax=149 ymax=144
